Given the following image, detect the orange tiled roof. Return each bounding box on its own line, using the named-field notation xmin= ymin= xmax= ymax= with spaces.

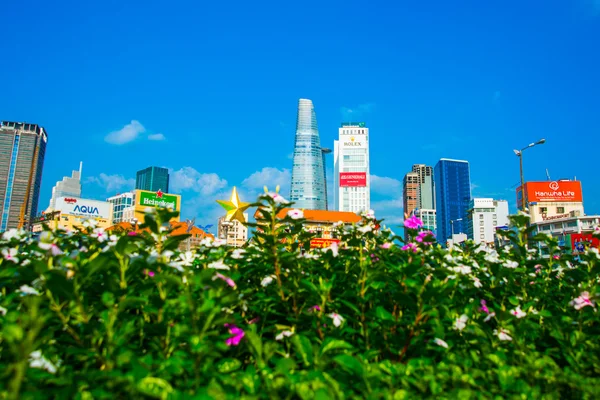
xmin=106 ymin=221 xmax=214 ymax=238
xmin=275 ymin=208 xmax=362 ymax=224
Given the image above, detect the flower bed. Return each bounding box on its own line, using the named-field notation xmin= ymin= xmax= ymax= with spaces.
xmin=1 ymin=196 xmax=599 ymax=399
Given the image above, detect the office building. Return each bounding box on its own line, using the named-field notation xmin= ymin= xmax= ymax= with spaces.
xmin=403 ymin=172 xmax=419 ymax=217
xmin=333 ymin=122 xmax=370 ymax=213
xmin=289 ymin=99 xmax=327 ymax=210
xmin=321 ymin=148 xmax=331 ymax=210
xmin=415 ymin=209 xmax=436 ymax=233
xmin=48 ymin=162 xmax=82 ymax=211
xmin=31 ymin=197 xmax=113 ymax=233
xmin=466 ymin=198 xmax=509 ymax=245
xmin=218 ymin=213 xmax=248 ymax=247
xmin=107 ymin=192 xmax=135 ymax=224
xmin=0 ymin=121 xmax=48 ymax=231
xmin=120 ymin=189 xmax=181 ymax=224
xmin=517 ymin=180 xmax=584 ymax=224
xmin=434 ymin=158 xmax=471 ymax=244
xmin=412 ymin=164 xmax=435 ymax=210
xmin=136 ymin=166 xmax=169 ymax=193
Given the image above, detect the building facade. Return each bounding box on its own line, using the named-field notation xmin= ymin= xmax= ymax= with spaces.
xmin=434 ymin=158 xmax=471 ymax=244
xmin=32 ymin=197 xmax=113 ymax=232
xmin=333 ymin=122 xmax=370 ymax=213
xmin=403 ymin=172 xmax=419 ymax=218
xmin=517 ymin=180 xmax=584 ymax=224
xmin=412 ymin=164 xmax=435 ymax=210
xmin=0 ymin=121 xmax=48 ymax=231
xmin=136 ymin=166 xmax=169 ymax=193
xmin=415 ymin=209 xmax=436 ymax=233
xmin=120 ymin=189 xmax=181 ymax=224
xmin=289 ymin=99 xmax=328 ymax=210
xmin=48 ymin=162 xmax=82 ymax=211
xmin=107 ymin=192 xmax=135 ymax=223
xmin=466 ymin=198 xmax=509 ymax=245
xmin=218 ymin=213 xmax=248 ymax=247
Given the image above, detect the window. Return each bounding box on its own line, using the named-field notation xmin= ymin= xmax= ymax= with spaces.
xmin=480 ymin=227 xmax=484 ymax=232
xmin=540 ymin=207 xmax=547 ymax=214
xmin=479 ymin=214 xmax=484 ymax=219
xmin=557 ymin=207 xmax=565 ymax=214
xmin=480 ymin=234 xmax=485 ymax=239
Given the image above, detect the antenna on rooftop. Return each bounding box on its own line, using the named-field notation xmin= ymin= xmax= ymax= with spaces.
xmin=545 ymin=169 xmax=551 ymax=181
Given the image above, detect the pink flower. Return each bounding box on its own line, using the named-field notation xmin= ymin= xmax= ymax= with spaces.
xmin=145 ymin=269 xmax=155 ymax=278
xmin=570 ymin=291 xmax=596 ymax=310
xmin=534 ymin=264 xmax=542 ymax=274
xmin=127 ymin=231 xmax=137 ymax=236
xmin=380 ymin=242 xmax=392 ymax=249
xmin=401 ymin=243 xmax=418 ymax=253
xmin=480 ymin=300 xmax=490 ymax=314
xmin=553 ymin=255 xmax=560 ymax=260
xmin=224 ymin=323 xmax=245 ymax=346
xmin=213 ymin=272 xmax=236 ymax=288
xmin=247 ymin=317 xmax=260 ymax=325
xmin=310 ymin=305 xmax=321 ymax=312
xmin=415 ymin=230 xmax=435 ymax=244
xmin=403 ymin=216 xmax=423 ymax=230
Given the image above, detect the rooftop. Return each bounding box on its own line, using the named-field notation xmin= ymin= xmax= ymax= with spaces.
xmin=275 ymin=208 xmax=362 ymax=224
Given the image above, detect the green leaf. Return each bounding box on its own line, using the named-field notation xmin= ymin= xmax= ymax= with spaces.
xmin=136 ymin=377 xmax=174 ymax=399
xmin=216 ymin=358 xmax=242 ymax=373
xmin=375 ymin=306 xmax=394 ymax=321
xmin=46 ymin=270 xmax=74 ymax=300
xmin=162 ymin=234 xmax=191 ymax=252
xmin=245 ymin=330 xmax=263 ymax=359
xmin=333 ymin=354 xmax=363 ymax=376
xmin=508 ymin=296 xmax=519 ymax=306
xmin=292 ymin=334 xmax=314 ymax=367
xmin=320 ymin=338 xmax=353 ymax=356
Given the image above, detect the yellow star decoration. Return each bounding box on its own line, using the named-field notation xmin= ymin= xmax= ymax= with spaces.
xmin=216 ymin=186 xmax=250 ymax=224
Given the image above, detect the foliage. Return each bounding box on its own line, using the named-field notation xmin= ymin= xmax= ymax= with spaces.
xmin=1 ymin=197 xmax=600 ymax=399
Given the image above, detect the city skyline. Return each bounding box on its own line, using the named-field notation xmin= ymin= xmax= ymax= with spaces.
xmin=1 ymin=1 xmax=599 ymax=227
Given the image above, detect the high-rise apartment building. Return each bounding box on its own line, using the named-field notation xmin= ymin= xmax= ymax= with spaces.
xmin=289 ymin=99 xmax=327 ymax=210
xmin=403 ymin=172 xmax=419 ymax=217
xmin=415 ymin=209 xmax=437 ymax=233
xmin=107 ymin=192 xmax=135 ymax=224
xmin=48 ymin=162 xmax=82 ymax=211
xmin=0 ymin=121 xmax=48 ymax=231
xmin=218 ymin=213 xmax=248 ymax=247
xmin=434 ymin=158 xmax=471 ymax=244
xmin=333 ymin=122 xmax=370 ymax=213
xmin=136 ymin=166 xmax=169 ymax=193
xmin=412 ymin=164 xmax=435 ymax=210
xmin=467 ymin=198 xmax=509 ymax=245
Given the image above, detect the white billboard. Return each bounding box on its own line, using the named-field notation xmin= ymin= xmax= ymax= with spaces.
xmin=55 ymin=197 xmax=113 ymax=220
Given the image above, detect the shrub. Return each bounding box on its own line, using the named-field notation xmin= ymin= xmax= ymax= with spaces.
xmin=0 ymin=196 xmax=599 ymax=399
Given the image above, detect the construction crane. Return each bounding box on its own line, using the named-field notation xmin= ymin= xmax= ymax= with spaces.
xmin=17 ymin=136 xmax=40 ymax=230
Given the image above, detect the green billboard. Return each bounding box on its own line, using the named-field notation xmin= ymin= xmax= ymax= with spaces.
xmin=137 ymin=190 xmax=179 ymax=211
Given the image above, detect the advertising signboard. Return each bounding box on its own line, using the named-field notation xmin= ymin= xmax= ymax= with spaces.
xmin=517 ymin=181 xmax=583 ymax=208
xmin=570 ymin=234 xmax=599 ymax=254
xmin=55 ymin=197 xmax=113 ymax=220
xmin=340 ymin=172 xmax=367 ymax=187
xmin=310 ymin=238 xmax=340 ymax=249
xmin=136 ymin=190 xmax=180 ymax=211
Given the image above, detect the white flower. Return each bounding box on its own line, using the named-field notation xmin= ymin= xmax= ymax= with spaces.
xmin=199 ymin=237 xmax=214 ymax=247
xmin=433 ymin=338 xmax=448 ymax=348
xmin=261 ymin=275 xmax=276 ymax=287
xmin=324 ymin=241 xmax=339 ymax=257
xmin=144 ymin=207 xmax=157 ymax=214
xmin=82 ymin=219 xmax=98 ymax=228
xmin=275 ymin=330 xmax=294 ymax=341
xmin=503 ymin=260 xmax=519 ymax=269
xmin=92 ymin=228 xmax=107 ymax=243
xmin=484 ymin=252 xmax=501 ymax=263
xmin=494 ymin=328 xmax=513 ymax=341
xmin=301 ymin=252 xmax=319 ymax=259
xmin=484 ymin=312 xmax=496 ymax=322
xmin=2 ymin=228 xmax=24 ymax=241
xmin=453 ymin=265 xmax=472 ymax=274
xmin=213 ymin=238 xmax=227 ymax=247
xmin=358 ymin=225 xmax=372 ymax=233
xmin=0 ymin=306 xmax=7 ymax=316
xmin=267 ymin=192 xmax=288 ymax=204
xmin=473 ymin=277 xmax=482 ymax=288
xmin=327 ymin=312 xmax=345 ymax=327
xmin=29 ymin=351 xmax=57 ymax=374
xmin=231 ymin=249 xmax=246 ymax=259
xmin=2 ymin=248 xmax=19 ymax=263
xmin=510 ymin=306 xmax=527 ymax=318
xmin=178 ymin=251 xmax=195 ymax=267
xmin=287 ymin=209 xmax=304 ymax=220
xmin=19 ymin=285 xmax=40 ymax=295
xmin=208 ymin=260 xmax=230 ymax=270
xmin=588 ymin=248 xmax=600 ymax=259
xmin=570 ymin=291 xmax=596 ymax=310
xmin=453 ymin=314 xmax=468 ymax=331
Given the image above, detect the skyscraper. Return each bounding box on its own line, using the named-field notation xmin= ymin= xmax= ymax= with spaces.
xmin=412 ymin=164 xmax=435 ymax=210
xmin=0 ymin=121 xmax=48 ymax=231
xmin=403 ymin=172 xmax=419 ymax=217
xmin=333 ymin=122 xmax=370 ymax=213
xmin=136 ymin=166 xmax=169 ymax=193
xmin=289 ymin=99 xmax=327 ymax=210
xmin=48 ymin=162 xmax=82 ymax=210
xmin=434 ymin=158 xmax=471 ymax=244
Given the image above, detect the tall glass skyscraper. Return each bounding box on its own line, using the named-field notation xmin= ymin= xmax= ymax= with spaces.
xmin=434 ymin=158 xmax=471 ymax=244
xmin=289 ymin=99 xmax=327 ymax=210
xmin=136 ymin=166 xmax=170 ymax=193
xmin=0 ymin=121 xmax=48 ymax=231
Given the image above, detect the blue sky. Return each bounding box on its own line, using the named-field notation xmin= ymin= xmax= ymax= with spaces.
xmin=2 ymin=0 xmax=599 ymax=230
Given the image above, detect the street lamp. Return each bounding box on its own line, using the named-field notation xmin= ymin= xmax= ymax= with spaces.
xmin=514 ymin=139 xmax=546 ymax=211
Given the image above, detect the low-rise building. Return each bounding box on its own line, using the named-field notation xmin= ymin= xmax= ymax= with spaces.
xmin=531 ymin=215 xmax=599 ymax=256
xmin=107 ymin=192 xmax=135 ymax=224
xmin=32 ymin=197 xmax=113 ymax=232
xmin=467 ymin=198 xmax=509 ymax=245
xmin=415 ymin=209 xmax=436 ymax=233
xmin=274 ymin=209 xmax=362 ymax=239
xmin=106 ymin=221 xmax=213 ymax=251
xmin=218 ymin=213 xmax=248 ymax=247
xmin=119 ymin=189 xmax=181 ymax=224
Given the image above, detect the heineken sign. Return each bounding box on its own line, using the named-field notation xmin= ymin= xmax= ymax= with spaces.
xmin=138 ymin=190 xmax=179 ymax=211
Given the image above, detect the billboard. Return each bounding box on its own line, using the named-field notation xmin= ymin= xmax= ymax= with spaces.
xmin=136 ymin=190 xmax=180 ymax=211
xmin=55 ymin=197 xmax=113 ymax=220
xmin=310 ymin=238 xmax=340 ymax=249
xmin=569 ymin=234 xmax=599 ymax=254
xmin=340 ymin=172 xmax=367 ymax=187
xmin=517 ymin=181 xmax=582 ymax=208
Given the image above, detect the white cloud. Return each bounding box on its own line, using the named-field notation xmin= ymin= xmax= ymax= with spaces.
xmin=170 ymin=167 xmax=228 ymax=196
xmin=86 ymin=173 xmax=135 ymax=193
xmin=341 ymin=103 xmax=376 ymax=120
xmin=104 ymin=120 xmax=146 ymax=145
xmin=371 ymin=175 xmax=402 ymax=196
xmin=148 ymin=133 xmax=166 ymax=141
xmin=242 ymin=167 xmax=291 ymax=193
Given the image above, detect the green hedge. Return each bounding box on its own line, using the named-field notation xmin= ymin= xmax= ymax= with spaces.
xmin=1 ymin=195 xmax=599 ymax=399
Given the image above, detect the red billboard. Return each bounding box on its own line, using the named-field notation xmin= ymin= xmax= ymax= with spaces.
xmin=310 ymin=238 xmax=340 ymax=249
xmin=517 ymin=181 xmax=582 ymax=208
xmin=571 ymin=234 xmax=599 ymax=253
xmin=340 ymin=172 xmax=367 ymax=187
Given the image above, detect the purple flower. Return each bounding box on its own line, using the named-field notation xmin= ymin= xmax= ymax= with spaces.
xmin=480 ymin=300 xmax=490 ymax=314
xmin=247 ymin=317 xmax=260 ymax=325
xmin=311 ymin=305 xmax=321 ymax=312
xmin=145 ymin=269 xmax=155 ymax=278
xmin=401 ymin=243 xmax=418 ymax=253
xmin=403 ymin=216 xmax=423 ymax=230
xmin=127 ymin=231 xmax=137 ymax=236
xmin=213 ymin=272 xmax=236 ymax=288
xmin=224 ymin=323 xmax=245 ymax=346
xmin=415 ymin=230 xmax=435 ymax=245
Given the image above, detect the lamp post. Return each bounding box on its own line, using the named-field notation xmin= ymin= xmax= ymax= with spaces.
xmin=513 ymin=139 xmax=546 ymax=211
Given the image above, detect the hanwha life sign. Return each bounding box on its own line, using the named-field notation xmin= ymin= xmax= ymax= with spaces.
xmin=517 ymin=181 xmax=583 ymax=206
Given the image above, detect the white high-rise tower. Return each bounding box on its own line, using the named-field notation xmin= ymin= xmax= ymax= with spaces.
xmin=48 ymin=162 xmax=82 ymax=211
xmin=333 ymin=122 xmax=370 ymax=213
